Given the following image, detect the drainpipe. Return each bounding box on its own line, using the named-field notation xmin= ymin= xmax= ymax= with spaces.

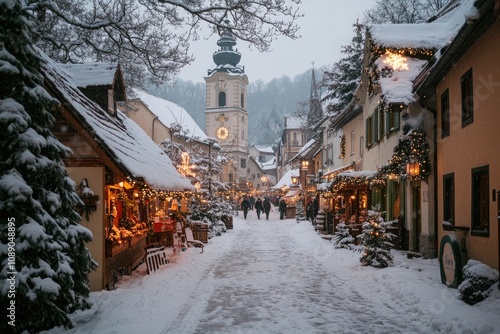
xmin=151 ymin=115 xmax=159 ymax=142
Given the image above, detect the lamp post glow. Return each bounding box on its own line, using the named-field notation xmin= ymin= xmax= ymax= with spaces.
xmin=406 ymin=161 xmax=420 ymax=176
xmin=207 ymin=138 xmax=216 ymax=197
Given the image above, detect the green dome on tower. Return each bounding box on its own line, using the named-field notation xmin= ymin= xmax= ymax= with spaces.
xmin=208 ymin=20 xmax=244 ymax=76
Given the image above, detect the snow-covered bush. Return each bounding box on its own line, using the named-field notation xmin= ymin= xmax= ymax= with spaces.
xmin=458 ymin=260 xmax=499 ymax=305
xmin=332 ymin=222 xmax=355 ymax=249
xmin=189 ymin=197 xmax=232 ymax=238
xmin=295 ymin=199 xmax=307 ymax=222
xmin=358 ymin=208 xmax=395 ymax=268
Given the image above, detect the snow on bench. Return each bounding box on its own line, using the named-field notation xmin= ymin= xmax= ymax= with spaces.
xmin=186 ymin=227 xmax=204 ymax=253
xmin=145 ymin=246 xmax=169 ymax=274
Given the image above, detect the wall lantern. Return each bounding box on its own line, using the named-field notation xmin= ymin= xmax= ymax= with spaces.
xmin=301 ymin=160 xmax=309 ymax=171
xmin=261 ymin=175 xmax=268 ymax=182
xmin=291 ymin=175 xmax=299 ymax=185
xmin=406 ymin=161 xmax=420 ymax=176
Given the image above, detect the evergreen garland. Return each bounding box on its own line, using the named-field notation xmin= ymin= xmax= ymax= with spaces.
xmin=377 ymin=114 xmax=431 ymax=181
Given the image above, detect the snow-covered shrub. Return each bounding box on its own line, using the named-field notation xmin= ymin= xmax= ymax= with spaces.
xmin=332 ymin=222 xmax=355 ymax=249
xmin=295 ymin=199 xmax=307 ymax=222
xmin=358 ymin=208 xmax=396 ymax=268
xmin=189 ymin=197 xmax=231 ymax=238
xmin=458 ymin=260 xmax=499 ymax=305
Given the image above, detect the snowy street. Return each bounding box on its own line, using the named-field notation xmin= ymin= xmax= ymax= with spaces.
xmin=49 ymin=209 xmax=500 ymax=334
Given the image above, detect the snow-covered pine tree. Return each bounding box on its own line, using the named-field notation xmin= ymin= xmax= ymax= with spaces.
xmin=358 ymin=209 xmax=395 ymax=268
xmin=295 ymin=199 xmax=307 ymax=222
xmin=321 ymin=21 xmax=364 ymax=116
xmin=0 ymin=2 xmax=96 ymax=332
xmin=332 ymin=222 xmax=355 ymax=250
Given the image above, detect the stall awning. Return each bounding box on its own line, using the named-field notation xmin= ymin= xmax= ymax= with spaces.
xmin=284 ymin=189 xmax=301 ymax=198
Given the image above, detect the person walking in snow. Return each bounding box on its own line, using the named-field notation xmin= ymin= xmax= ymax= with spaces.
xmin=255 ymin=198 xmax=264 ymax=219
xmin=279 ymin=198 xmax=287 ymax=220
xmin=263 ymin=197 xmax=272 ymax=220
xmin=241 ymin=196 xmax=250 ymax=219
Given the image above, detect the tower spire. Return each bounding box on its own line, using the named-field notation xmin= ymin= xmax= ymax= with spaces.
xmin=208 ymin=20 xmax=245 ymax=76
xmin=308 ymin=62 xmax=322 ymax=125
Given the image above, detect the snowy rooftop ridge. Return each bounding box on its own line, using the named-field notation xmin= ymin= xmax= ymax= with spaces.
xmin=57 ymin=62 xmax=118 ymax=88
xmin=368 ymin=0 xmax=478 ymax=50
xmin=376 ymin=56 xmax=428 ymax=105
xmin=272 ymin=168 xmax=299 ymax=189
xmin=285 ymin=115 xmax=305 ymax=129
xmin=42 ymin=55 xmax=194 ymax=191
xmin=133 ymin=90 xmax=208 ymax=143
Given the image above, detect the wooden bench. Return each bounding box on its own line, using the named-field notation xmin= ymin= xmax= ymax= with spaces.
xmin=185 ymin=227 xmax=204 ymax=253
xmin=145 ymin=246 xmax=169 ymax=274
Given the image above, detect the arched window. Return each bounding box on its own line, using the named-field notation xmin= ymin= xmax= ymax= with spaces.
xmin=241 ymin=93 xmax=244 ymax=108
xmin=218 ymin=92 xmax=226 ymax=107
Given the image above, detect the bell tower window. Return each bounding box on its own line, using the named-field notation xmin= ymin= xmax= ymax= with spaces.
xmin=218 ymin=91 xmax=226 ymax=107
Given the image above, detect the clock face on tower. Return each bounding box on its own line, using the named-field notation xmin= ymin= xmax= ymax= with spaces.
xmin=216 ymin=126 xmax=229 ymax=140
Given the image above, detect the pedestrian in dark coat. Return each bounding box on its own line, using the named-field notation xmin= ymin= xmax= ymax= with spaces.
xmin=255 ymin=198 xmax=264 ymax=219
xmin=241 ymin=197 xmax=250 ymax=219
xmin=312 ymin=197 xmax=319 ymax=220
xmin=263 ymin=198 xmax=272 ymax=220
xmin=279 ymin=199 xmax=287 ymax=220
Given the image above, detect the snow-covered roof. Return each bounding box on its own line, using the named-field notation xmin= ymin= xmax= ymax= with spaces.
xmin=272 ymin=169 xmax=299 ymax=189
xmin=368 ymin=0 xmax=478 ymax=51
xmin=376 ymin=55 xmax=427 ymax=105
xmin=42 ymin=56 xmax=194 ymax=191
xmin=290 ymin=137 xmax=320 ymax=162
xmin=261 ymin=157 xmax=276 ymax=171
xmin=57 ymin=63 xmax=118 ymax=88
xmin=285 ymin=115 xmax=305 ymax=129
xmin=252 ymin=145 xmax=274 ymax=154
xmin=368 ymin=0 xmax=479 ymax=105
xmin=133 ymin=90 xmax=208 ymax=143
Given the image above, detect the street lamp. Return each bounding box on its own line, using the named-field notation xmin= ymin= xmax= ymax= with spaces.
xmin=261 ymin=175 xmax=268 ymax=193
xmin=207 ymin=138 xmax=216 ymax=197
xmin=300 ymin=159 xmax=309 ymax=209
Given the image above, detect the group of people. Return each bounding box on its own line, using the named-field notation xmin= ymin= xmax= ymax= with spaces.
xmin=240 ymin=196 xmax=289 ymax=220
xmin=241 ymin=196 xmax=272 ymax=219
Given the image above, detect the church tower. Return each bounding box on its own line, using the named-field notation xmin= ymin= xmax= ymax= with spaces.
xmin=306 ymin=64 xmax=323 ymax=140
xmin=205 ymin=22 xmax=249 ymax=188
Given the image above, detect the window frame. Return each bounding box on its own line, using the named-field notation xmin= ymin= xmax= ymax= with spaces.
xmin=441 ymin=89 xmax=450 ymax=138
xmin=471 ymin=165 xmax=489 ymax=237
xmin=461 ymin=68 xmax=473 ymax=127
xmin=366 ymin=116 xmax=373 ymax=147
xmin=218 ymin=91 xmax=226 ymax=107
xmin=443 ymin=173 xmax=454 ymax=225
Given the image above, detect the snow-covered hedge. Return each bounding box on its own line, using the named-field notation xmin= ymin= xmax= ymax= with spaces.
xmin=458 ymin=260 xmax=499 ymax=305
